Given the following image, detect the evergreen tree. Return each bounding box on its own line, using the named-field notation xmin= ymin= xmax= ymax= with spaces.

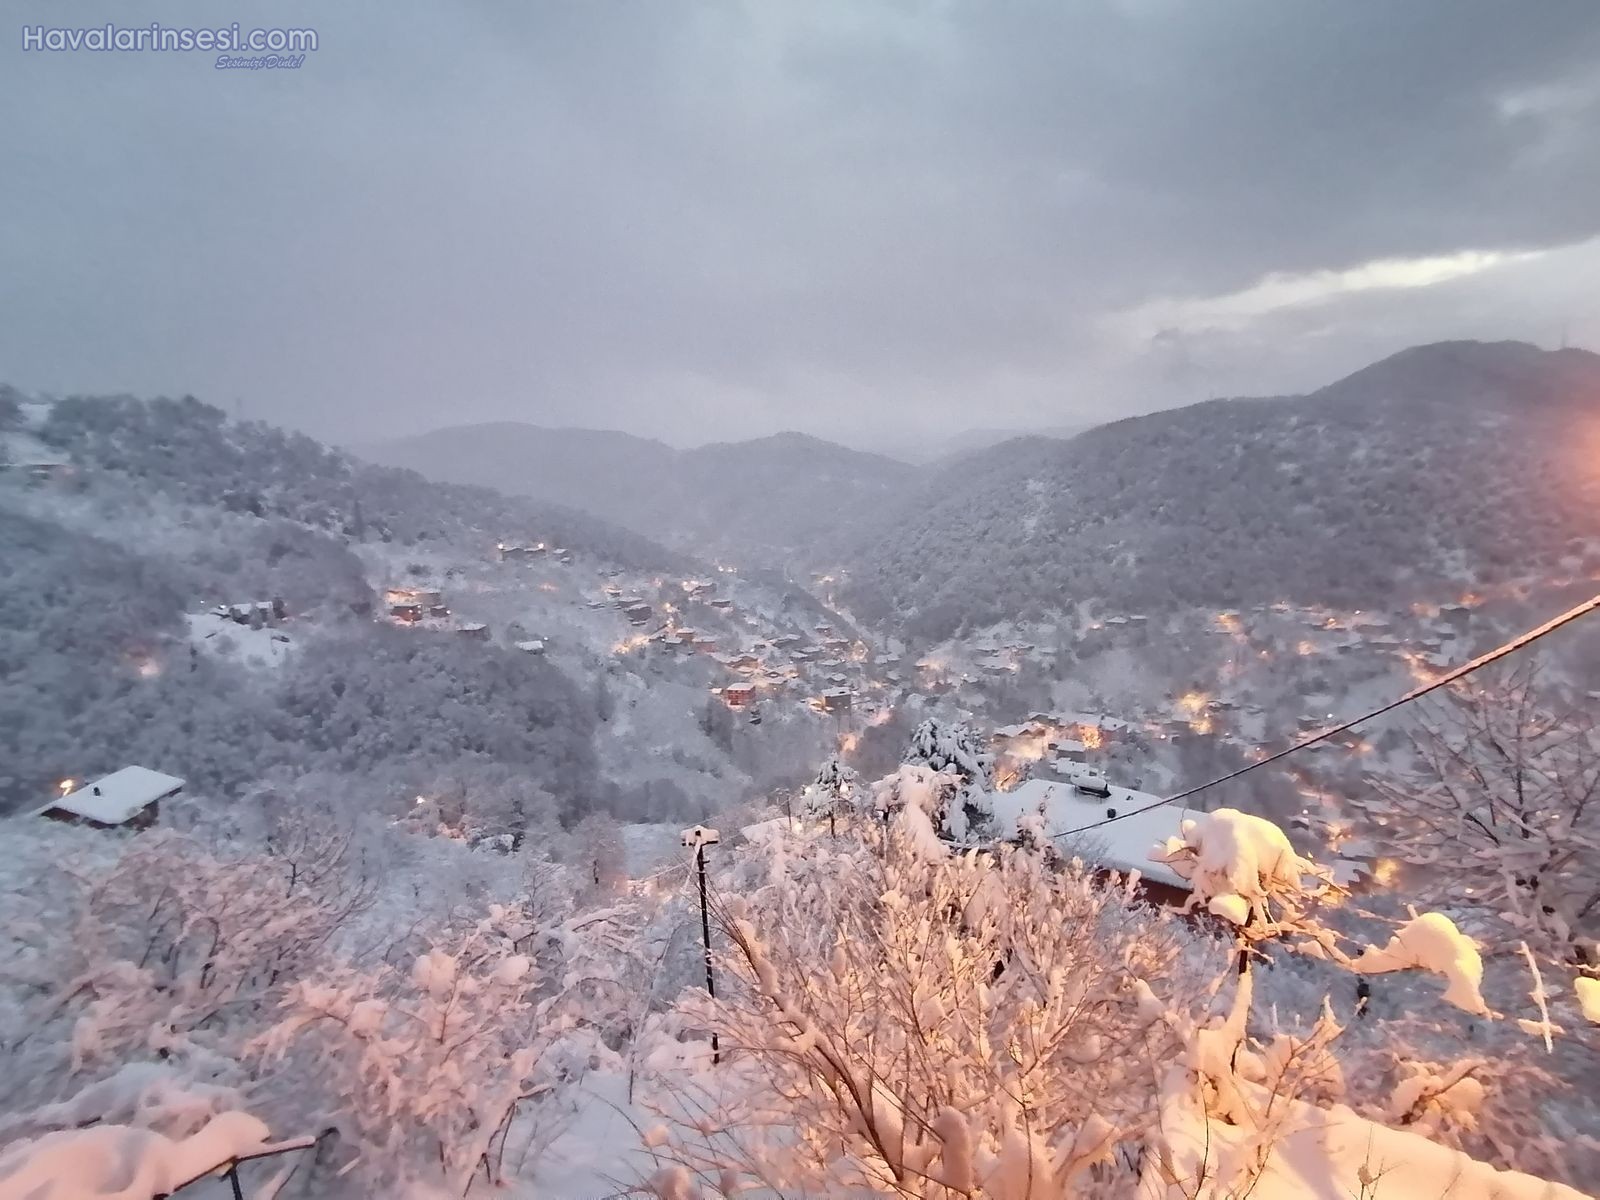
xmin=902 ymin=718 xmax=994 ymax=843
xmin=803 ymin=755 xmax=858 ymax=833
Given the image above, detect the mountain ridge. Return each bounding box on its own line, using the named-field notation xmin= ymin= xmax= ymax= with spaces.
xmin=358 ymin=421 xmax=919 ymax=562
xmin=833 ymin=340 xmax=1600 ymax=641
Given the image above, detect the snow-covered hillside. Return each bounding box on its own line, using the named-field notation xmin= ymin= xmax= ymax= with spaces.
xmin=0 ymin=392 xmax=878 ymax=822
xmin=836 ymin=341 xmax=1600 ymax=641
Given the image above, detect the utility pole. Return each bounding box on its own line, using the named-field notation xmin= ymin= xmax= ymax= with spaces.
xmin=681 ymin=824 xmax=721 ymax=1065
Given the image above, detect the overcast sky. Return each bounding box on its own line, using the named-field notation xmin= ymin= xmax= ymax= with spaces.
xmin=3 ymin=1 xmax=1598 ymax=451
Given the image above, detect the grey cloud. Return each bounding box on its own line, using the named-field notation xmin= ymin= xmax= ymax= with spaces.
xmin=1 ymin=0 xmax=1596 ymax=447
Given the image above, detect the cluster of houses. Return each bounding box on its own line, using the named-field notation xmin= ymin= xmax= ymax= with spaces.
xmin=211 ymin=597 xmax=287 ymax=626
xmin=989 ymin=712 xmax=1124 ymax=786
xmin=587 ymin=572 xmax=880 ymax=723
xmin=386 ymin=586 xmax=450 ymax=624
xmin=705 ymin=618 xmax=880 ymax=717
xmin=383 ymin=586 xmax=514 ymax=644
xmin=497 ymin=541 xmax=573 ymax=565
xmin=593 ymin=584 xmax=659 ymax=627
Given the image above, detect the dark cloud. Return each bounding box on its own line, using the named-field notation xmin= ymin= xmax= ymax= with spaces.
xmin=2 ymin=0 xmax=1596 ymax=448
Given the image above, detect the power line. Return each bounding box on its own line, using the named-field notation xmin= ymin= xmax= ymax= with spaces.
xmin=1046 ymin=591 xmax=1600 ymax=841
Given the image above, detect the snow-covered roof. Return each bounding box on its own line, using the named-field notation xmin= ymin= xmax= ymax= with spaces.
xmin=513 ymin=639 xmax=545 ymax=652
xmin=990 ymin=778 xmax=1196 ymax=889
xmin=1060 ymin=711 xmax=1129 ymax=732
xmin=0 ymin=430 xmax=69 ymax=467
xmin=38 ymin=766 xmax=184 ymax=825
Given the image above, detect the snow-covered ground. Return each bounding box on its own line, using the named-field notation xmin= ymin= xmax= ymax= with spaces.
xmin=184 ymin=613 xmax=294 ymax=671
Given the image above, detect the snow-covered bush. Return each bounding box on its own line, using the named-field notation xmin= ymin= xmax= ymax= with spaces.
xmin=256 ymin=931 xmax=548 ymax=1193
xmin=4 ymin=828 xmax=367 ymax=1082
xmin=647 ymin=826 xmax=1205 ymax=1197
xmin=1143 ymin=805 xmax=1600 ymax=1193
xmin=1358 ymin=666 xmax=1600 ymax=961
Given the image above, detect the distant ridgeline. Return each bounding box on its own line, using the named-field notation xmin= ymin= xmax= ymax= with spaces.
xmin=835 ymin=342 xmax=1600 ymax=641
xmin=30 ymin=392 xmax=692 ymax=574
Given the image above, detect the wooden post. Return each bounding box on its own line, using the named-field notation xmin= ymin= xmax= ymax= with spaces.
xmin=696 ymin=842 xmax=720 ymax=1065
xmin=682 ymin=825 xmax=722 ymax=1066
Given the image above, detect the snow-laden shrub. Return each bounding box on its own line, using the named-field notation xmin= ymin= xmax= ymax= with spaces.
xmin=1356 ymin=666 xmax=1600 ymax=962
xmin=646 ymin=826 xmax=1206 ymax=1198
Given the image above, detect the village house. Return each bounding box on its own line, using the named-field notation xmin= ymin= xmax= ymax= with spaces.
xmin=496 ymin=542 xmax=547 ymax=561
xmin=456 ymin=622 xmax=490 ymax=640
xmin=385 ymin=587 xmax=443 ymax=608
xmin=35 ymin=766 xmax=184 ymax=830
xmin=0 ymin=431 xmax=77 ymax=485
xmin=989 ymin=771 xmax=1198 ymax=907
xmin=624 ymin=603 xmax=654 ymax=626
xmin=213 ymin=598 xmax=286 ymax=626
xmin=514 ymin=639 xmax=546 ymax=655
xmin=1055 ymin=738 xmax=1089 ymax=764
xmin=721 ymin=682 xmax=757 ymax=707
xmin=821 ymin=687 xmax=853 ymax=714
xmin=390 ymin=603 xmax=423 ymax=624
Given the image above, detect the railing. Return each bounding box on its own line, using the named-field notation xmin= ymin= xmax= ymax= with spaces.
xmin=164 ymin=1133 xmax=323 ymax=1199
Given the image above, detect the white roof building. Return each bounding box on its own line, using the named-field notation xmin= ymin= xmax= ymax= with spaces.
xmin=989 ymin=777 xmax=1198 ymax=890
xmin=36 ymin=766 xmax=185 ymax=827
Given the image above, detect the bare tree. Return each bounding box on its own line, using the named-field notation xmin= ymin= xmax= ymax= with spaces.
xmin=644 ymin=833 xmax=1202 ymax=1198
xmin=1356 ymin=666 xmax=1600 ymax=960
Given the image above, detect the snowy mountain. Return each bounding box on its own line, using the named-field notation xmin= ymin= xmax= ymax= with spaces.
xmin=835 ymin=341 xmax=1600 ymax=642
xmin=870 ymin=422 xmax=1093 ymax=466
xmin=358 ymin=423 xmax=919 ymax=562
xmin=0 ymin=392 xmax=858 ymax=817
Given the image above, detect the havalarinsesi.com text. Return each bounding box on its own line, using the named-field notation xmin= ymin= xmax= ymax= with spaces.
xmin=22 ymin=23 xmax=318 ymax=53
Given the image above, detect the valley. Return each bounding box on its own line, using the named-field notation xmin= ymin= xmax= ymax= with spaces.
xmin=3 ymin=341 xmax=1600 ymax=1198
